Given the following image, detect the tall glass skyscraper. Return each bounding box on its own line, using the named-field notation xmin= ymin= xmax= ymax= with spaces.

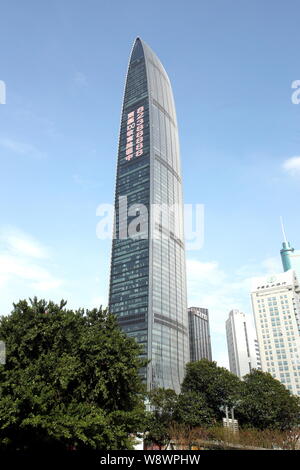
xmin=188 ymin=307 xmax=212 ymax=362
xmin=108 ymin=38 xmax=189 ymax=392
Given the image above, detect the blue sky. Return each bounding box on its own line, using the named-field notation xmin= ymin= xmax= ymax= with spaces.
xmin=0 ymin=0 xmax=300 ymax=367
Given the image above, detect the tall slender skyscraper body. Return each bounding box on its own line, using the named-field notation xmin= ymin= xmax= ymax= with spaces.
xmin=188 ymin=307 xmax=212 ymax=362
xmin=226 ymin=309 xmax=261 ymax=378
xmin=108 ymin=38 xmax=189 ymax=392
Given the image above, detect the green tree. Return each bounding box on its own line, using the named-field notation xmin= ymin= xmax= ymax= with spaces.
xmin=174 ymin=391 xmax=215 ymax=428
xmin=0 ymin=298 xmax=147 ymax=450
xmin=145 ymin=388 xmax=215 ymax=447
xmin=148 ymin=388 xmax=177 ymax=421
xmin=181 ymin=359 xmax=242 ymax=420
xmin=236 ymin=370 xmax=300 ymax=430
xmin=145 ymin=388 xmax=177 ymax=448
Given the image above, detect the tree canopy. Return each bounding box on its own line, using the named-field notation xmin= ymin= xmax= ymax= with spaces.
xmin=145 ymin=387 xmax=215 ymax=447
xmin=174 ymin=391 xmax=215 ymax=428
xmin=236 ymin=369 xmax=300 ymax=430
xmin=1 ymin=300 xmax=299 ymax=451
xmin=145 ymin=388 xmax=177 ymax=448
xmin=181 ymin=360 xmax=300 ymax=431
xmin=0 ymin=298 xmax=146 ymax=451
xmin=181 ymin=359 xmax=242 ymax=419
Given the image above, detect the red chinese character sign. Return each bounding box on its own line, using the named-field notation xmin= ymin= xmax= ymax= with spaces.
xmin=125 ymin=106 xmax=144 ymax=161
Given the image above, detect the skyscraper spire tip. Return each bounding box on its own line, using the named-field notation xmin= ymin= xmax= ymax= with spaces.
xmin=280 ymin=216 xmax=288 ymax=244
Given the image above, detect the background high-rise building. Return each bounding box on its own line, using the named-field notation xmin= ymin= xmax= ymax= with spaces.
xmin=251 ymin=270 xmax=300 ymax=396
xmin=188 ymin=307 xmax=212 ymax=362
xmin=226 ymin=309 xmax=261 ymax=378
xmin=108 ymin=38 xmax=189 ymax=392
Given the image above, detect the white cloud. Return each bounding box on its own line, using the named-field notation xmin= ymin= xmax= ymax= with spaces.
xmin=261 ymin=256 xmax=282 ymax=273
xmin=89 ymin=296 xmax=108 ymax=309
xmin=0 ymin=227 xmax=63 ymax=313
xmin=0 ymin=138 xmax=45 ymax=159
xmin=0 ymin=253 xmax=62 ymax=289
xmin=282 ymin=156 xmax=300 ymax=177
xmin=1 ymin=228 xmax=49 ymax=259
xmin=72 ymin=173 xmax=101 ymax=189
xmin=187 ymin=259 xmax=226 ymax=286
xmin=31 ymin=279 xmax=63 ymax=291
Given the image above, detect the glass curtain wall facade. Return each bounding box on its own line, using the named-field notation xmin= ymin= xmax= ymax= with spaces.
xmin=109 ymin=38 xmax=189 ymax=392
xmin=188 ymin=307 xmax=212 ymax=362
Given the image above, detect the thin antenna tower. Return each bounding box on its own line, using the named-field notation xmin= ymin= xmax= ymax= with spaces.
xmin=280 ymin=216 xmax=288 ymax=244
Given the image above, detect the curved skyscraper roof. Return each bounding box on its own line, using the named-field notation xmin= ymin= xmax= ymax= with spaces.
xmin=109 ymin=38 xmax=189 ymax=392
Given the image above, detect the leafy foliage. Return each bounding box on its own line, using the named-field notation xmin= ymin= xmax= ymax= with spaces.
xmin=236 ymin=369 xmax=300 ymax=430
xmin=182 ymin=361 xmax=300 ymax=430
xmin=181 ymin=359 xmax=242 ymax=419
xmin=0 ymin=298 xmax=146 ymax=450
xmin=145 ymin=388 xmax=177 ymax=448
xmin=145 ymin=387 xmax=215 ymax=447
xmin=148 ymin=388 xmax=177 ymax=421
xmin=174 ymin=391 xmax=215 ymax=427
